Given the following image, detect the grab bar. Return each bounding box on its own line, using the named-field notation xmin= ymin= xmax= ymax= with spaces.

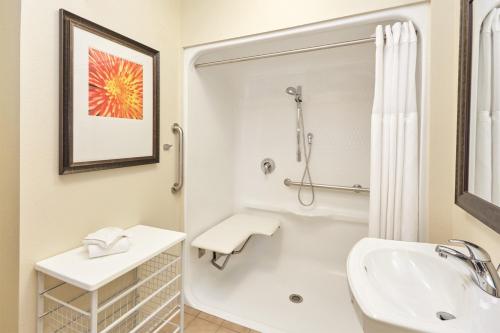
xmin=171 ymin=123 xmax=184 ymax=193
xmin=284 ymin=178 xmax=369 ymax=193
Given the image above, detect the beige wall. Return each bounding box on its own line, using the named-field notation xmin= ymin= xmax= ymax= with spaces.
xmin=428 ymin=0 xmax=500 ymax=263
xmin=18 ymin=0 xmax=182 ymax=331
xmin=0 ymin=0 xmax=20 ymax=332
xmin=427 ymin=0 xmax=458 ymax=244
xmin=181 ymin=0 xmax=426 ymax=46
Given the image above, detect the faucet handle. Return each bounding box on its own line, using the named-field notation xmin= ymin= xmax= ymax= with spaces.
xmin=448 ymin=239 xmax=491 ymax=262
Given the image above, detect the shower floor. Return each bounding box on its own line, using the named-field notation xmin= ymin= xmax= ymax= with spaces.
xmin=188 ymin=255 xmax=363 ymax=333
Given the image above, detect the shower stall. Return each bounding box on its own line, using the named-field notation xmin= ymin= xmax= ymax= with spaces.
xmin=182 ymin=4 xmax=428 ymax=333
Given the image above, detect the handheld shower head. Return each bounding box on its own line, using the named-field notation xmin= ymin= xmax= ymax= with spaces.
xmin=286 ymin=87 xmax=297 ymax=95
xmin=285 ymin=86 xmax=302 ymax=102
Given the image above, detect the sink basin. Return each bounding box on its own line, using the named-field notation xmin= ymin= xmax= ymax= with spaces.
xmin=347 ymin=238 xmax=500 ymax=333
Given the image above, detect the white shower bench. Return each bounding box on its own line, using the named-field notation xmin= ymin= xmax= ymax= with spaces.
xmin=35 ymin=225 xmax=186 ymax=333
xmin=191 ymin=213 xmax=280 ymax=270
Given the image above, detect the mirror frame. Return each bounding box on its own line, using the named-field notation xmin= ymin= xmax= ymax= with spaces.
xmin=456 ymin=0 xmax=500 ymax=233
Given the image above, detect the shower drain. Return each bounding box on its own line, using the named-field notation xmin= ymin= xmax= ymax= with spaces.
xmin=289 ymin=294 xmax=303 ymax=304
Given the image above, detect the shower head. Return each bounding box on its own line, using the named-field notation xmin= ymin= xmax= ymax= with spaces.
xmin=285 ymin=86 xmax=302 ymax=102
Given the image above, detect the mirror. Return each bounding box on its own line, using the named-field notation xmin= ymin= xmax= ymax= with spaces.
xmin=456 ymin=0 xmax=500 ymax=233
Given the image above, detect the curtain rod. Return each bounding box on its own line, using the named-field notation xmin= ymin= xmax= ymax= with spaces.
xmin=194 ymin=36 xmax=376 ymax=69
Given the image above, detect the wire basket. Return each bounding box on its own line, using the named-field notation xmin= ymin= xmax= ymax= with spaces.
xmin=40 ymin=251 xmax=181 ymax=333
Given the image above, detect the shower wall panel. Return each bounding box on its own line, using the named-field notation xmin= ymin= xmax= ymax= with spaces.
xmin=230 ymin=45 xmax=374 ymax=216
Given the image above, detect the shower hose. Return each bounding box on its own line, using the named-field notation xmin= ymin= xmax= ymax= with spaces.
xmin=298 ymin=107 xmax=315 ymax=206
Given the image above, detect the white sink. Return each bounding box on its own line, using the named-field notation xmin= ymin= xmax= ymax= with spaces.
xmin=347 ymin=238 xmax=500 ymax=333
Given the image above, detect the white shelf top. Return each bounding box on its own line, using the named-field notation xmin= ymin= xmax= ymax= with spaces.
xmin=35 ymin=225 xmax=186 ymax=291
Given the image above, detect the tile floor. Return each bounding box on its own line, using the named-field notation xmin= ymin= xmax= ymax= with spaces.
xmin=167 ymin=305 xmax=260 ymax=333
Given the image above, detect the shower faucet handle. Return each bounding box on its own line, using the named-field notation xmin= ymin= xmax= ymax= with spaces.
xmin=261 ymin=158 xmax=276 ymax=175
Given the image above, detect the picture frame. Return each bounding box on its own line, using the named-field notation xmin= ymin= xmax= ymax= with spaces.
xmin=59 ymin=9 xmax=160 ymax=174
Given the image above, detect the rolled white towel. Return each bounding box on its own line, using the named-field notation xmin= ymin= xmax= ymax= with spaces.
xmin=83 ymin=227 xmax=127 ymax=249
xmin=87 ymin=237 xmax=131 ymax=259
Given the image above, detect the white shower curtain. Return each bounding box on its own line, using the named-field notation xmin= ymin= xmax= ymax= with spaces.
xmin=475 ymin=9 xmax=500 ymax=205
xmin=369 ymin=22 xmax=419 ymax=241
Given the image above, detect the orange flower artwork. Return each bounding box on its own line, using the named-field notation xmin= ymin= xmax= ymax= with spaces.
xmin=88 ymin=48 xmax=143 ymax=119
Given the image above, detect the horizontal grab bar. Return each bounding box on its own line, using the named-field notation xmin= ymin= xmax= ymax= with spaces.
xmin=283 ymin=178 xmax=369 ymax=193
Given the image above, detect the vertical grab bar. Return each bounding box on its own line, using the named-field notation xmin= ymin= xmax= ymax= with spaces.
xmin=171 ymin=123 xmax=184 ymax=193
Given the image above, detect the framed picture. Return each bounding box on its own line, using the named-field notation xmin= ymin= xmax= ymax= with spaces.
xmin=59 ymin=9 xmax=160 ymax=174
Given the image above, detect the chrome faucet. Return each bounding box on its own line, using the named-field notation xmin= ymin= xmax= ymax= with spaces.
xmin=435 ymin=239 xmax=500 ymax=298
